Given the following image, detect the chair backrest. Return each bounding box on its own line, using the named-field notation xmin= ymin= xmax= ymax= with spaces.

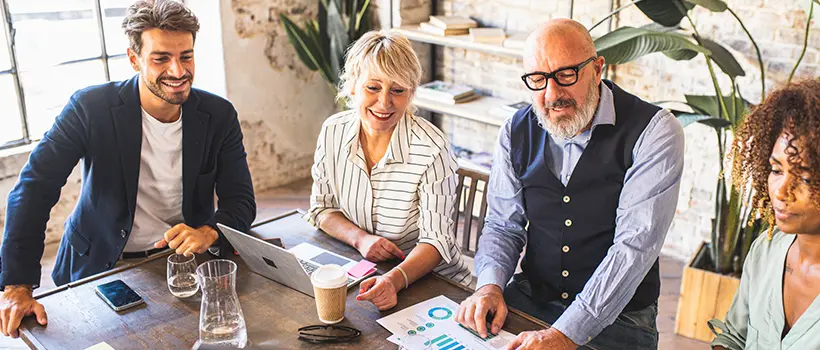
xmin=453 ymin=166 xmax=490 ymax=257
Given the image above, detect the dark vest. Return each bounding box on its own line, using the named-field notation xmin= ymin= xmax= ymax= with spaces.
xmin=510 ymin=80 xmax=661 ymax=312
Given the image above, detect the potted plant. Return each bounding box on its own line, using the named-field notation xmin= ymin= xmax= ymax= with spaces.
xmin=590 ymin=0 xmax=816 ymax=342
xmin=280 ymin=0 xmax=372 ymax=109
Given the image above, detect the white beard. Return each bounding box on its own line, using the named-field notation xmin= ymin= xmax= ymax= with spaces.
xmin=535 ymin=81 xmax=600 ymax=140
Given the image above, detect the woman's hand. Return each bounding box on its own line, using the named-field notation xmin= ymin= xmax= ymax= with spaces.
xmin=356 ymin=272 xmax=403 ymax=310
xmin=355 ymin=235 xmax=405 ymax=262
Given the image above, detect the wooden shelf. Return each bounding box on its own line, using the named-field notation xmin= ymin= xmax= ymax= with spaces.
xmin=393 ymin=26 xmax=524 ymax=58
xmin=414 ymin=95 xmax=514 ymax=127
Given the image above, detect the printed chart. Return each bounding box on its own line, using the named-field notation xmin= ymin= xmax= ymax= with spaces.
xmin=378 ymin=295 xmax=516 ymax=350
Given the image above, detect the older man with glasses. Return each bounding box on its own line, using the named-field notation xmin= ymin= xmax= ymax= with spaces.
xmin=455 ymin=19 xmax=685 ymax=350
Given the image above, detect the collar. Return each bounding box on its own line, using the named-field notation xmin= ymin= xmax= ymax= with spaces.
xmin=342 ymin=111 xmax=412 ymax=166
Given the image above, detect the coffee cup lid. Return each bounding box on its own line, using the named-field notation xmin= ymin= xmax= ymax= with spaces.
xmin=311 ymin=264 xmax=348 ymax=289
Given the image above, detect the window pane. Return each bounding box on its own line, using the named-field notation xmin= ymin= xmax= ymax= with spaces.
xmin=108 ymin=55 xmax=136 ymax=81
xmin=8 ymin=0 xmax=102 ymax=71
xmin=21 ymin=60 xmax=106 ymax=139
xmin=0 ymin=74 xmax=24 ymax=145
xmin=101 ymin=0 xmax=131 ymax=55
xmin=0 ymin=17 xmax=10 ymax=71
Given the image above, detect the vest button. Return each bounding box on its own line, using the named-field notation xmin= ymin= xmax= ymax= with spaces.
xmin=561 ymin=292 xmax=569 ymax=299
xmin=563 ymin=196 xmax=570 ymax=203
xmin=562 ymin=270 xmax=570 ymax=277
xmin=564 ymin=219 xmax=573 ymax=227
xmin=562 ymin=245 xmax=570 ymax=253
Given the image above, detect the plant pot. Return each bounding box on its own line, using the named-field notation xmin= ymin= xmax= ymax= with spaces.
xmin=674 ymin=241 xmax=741 ymax=342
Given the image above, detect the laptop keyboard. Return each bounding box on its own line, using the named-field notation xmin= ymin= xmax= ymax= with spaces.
xmin=298 ymin=259 xmax=355 ymax=285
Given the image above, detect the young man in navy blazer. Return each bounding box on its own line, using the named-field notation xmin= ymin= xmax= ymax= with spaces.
xmin=0 ymin=0 xmax=255 ymax=337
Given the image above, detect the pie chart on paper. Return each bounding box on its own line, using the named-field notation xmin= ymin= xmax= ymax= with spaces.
xmin=428 ymin=307 xmax=453 ymax=320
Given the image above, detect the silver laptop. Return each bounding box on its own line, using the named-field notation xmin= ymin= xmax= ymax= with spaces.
xmin=217 ymin=223 xmax=375 ymax=297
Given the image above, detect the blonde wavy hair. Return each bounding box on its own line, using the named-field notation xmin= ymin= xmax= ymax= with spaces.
xmin=336 ymin=30 xmax=423 ymax=113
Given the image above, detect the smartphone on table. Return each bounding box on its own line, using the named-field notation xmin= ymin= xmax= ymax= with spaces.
xmin=95 ymin=279 xmax=144 ymax=311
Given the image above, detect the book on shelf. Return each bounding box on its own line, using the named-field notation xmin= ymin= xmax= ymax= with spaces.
xmin=419 ymin=22 xmax=469 ymax=36
xmin=416 ymin=80 xmax=475 ymax=100
xmin=502 ymin=32 xmax=529 ymax=50
xmin=428 ymin=15 xmax=477 ymax=30
xmin=468 ymin=28 xmax=506 ymax=44
xmin=416 ymin=92 xmax=480 ymax=105
xmin=489 ymin=101 xmax=530 ymax=119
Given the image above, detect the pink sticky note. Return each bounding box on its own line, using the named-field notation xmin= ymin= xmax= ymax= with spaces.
xmin=347 ymin=260 xmax=377 ymax=278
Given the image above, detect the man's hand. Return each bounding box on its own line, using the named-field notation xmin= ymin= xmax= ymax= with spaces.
xmin=356 ymin=272 xmax=402 ymax=310
xmin=0 ymin=285 xmax=47 ymax=338
xmin=354 ymin=235 xmax=405 ymax=262
xmin=505 ymin=328 xmax=578 ymax=350
xmin=155 ymin=224 xmax=219 ymax=256
xmin=456 ymin=284 xmax=508 ymax=338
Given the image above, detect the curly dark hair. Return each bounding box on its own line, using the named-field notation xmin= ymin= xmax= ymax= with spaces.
xmin=730 ymin=79 xmax=820 ymax=238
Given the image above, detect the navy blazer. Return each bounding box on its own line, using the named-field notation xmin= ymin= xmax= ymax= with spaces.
xmin=0 ymin=75 xmax=256 ymax=288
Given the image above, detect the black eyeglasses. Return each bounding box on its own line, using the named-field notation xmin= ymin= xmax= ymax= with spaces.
xmin=520 ymin=56 xmax=597 ymax=91
xmin=297 ymin=324 xmax=361 ymax=344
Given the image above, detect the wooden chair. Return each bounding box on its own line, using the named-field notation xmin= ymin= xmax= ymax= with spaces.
xmin=453 ymin=166 xmax=490 ymax=257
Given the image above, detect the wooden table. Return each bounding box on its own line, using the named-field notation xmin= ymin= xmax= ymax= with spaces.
xmin=21 ymin=210 xmax=548 ymax=349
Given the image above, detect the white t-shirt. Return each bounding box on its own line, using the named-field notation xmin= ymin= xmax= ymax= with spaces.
xmin=124 ymin=108 xmax=184 ymax=252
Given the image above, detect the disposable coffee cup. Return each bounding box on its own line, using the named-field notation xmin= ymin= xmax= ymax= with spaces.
xmin=311 ymin=264 xmax=348 ymax=324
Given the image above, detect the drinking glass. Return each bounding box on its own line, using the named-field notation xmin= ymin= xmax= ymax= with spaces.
xmin=167 ymin=253 xmax=199 ymax=298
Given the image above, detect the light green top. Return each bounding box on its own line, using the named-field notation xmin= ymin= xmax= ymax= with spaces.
xmin=710 ymin=230 xmax=820 ymax=350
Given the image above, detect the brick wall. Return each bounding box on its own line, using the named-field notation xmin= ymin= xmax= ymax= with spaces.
xmin=398 ymin=0 xmax=819 ymax=261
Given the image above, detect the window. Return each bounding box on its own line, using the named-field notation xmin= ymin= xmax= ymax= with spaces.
xmin=0 ymin=0 xmax=173 ymax=150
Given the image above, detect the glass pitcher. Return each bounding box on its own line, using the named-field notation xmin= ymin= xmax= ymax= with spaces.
xmin=196 ymin=259 xmax=247 ymax=348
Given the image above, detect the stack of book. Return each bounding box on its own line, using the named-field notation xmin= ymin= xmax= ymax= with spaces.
xmin=488 ymin=101 xmax=530 ymax=119
xmin=502 ymin=32 xmax=529 ymax=50
xmin=469 ymin=28 xmax=506 ymax=44
xmin=415 ymin=80 xmax=479 ymax=104
xmin=418 ymin=16 xmax=477 ymax=36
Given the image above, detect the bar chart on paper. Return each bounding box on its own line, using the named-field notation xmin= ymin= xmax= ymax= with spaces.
xmin=378 ymin=296 xmax=516 ymax=350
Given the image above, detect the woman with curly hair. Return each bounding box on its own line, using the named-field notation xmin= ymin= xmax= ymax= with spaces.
xmin=710 ymin=78 xmax=820 ymax=350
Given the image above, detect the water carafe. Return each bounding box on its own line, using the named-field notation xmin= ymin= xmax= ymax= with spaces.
xmin=196 ymin=259 xmax=247 ymax=348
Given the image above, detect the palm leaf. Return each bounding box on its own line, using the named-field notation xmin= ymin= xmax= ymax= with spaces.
xmin=324 ymin=0 xmax=349 ymax=80
xmin=686 ymin=0 xmax=728 ymax=12
xmin=701 ymin=38 xmax=745 ymax=78
xmin=594 ymin=26 xmax=711 ymax=64
xmin=280 ymin=14 xmax=334 ymax=83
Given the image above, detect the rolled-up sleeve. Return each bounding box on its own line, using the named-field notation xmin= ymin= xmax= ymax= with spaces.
xmin=475 ymin=119 xmax=528 ymax=291
xmin=304 ymin=125 xmax=340 ymax=227
xmin=416 ymin=146 xmax=459 ymax=264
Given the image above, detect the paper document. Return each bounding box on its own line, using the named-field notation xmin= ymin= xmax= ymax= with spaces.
xmin=378 ymin=295 xmax=516 ymax=350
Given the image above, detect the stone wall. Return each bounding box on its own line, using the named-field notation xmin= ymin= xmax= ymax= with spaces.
xmin=410 ymin=0 xmax=819 ymax=261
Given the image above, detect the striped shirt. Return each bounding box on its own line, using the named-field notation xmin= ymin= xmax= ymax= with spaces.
xmin=304 ymin=110 xmax=472 ymax=285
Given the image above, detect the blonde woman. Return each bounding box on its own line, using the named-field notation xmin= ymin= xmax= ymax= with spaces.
xmin=304 ymin=30 xmax=471 ymax=310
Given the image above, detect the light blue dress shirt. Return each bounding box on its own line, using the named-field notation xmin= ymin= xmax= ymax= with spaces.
xmin=475 ymin=83 xmax=685 ymax=345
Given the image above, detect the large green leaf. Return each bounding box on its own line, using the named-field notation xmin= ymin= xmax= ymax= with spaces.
xmin=701 ymin=38 xmax=745 ymax=78
xmin=672 ymin=110 xmax=732 ymax=129
xmin=635 ymin=0 xmax=687 ymax=27
xmin=686 ymin=0 xmax=728 ymax=12
xmin=685 ymin=94 xmax=751 ymax=126
xmin=595 ymin=26 xmax=711 ymax=64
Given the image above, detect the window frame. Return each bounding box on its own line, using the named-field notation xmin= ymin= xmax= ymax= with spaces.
xmin=0 ymin=0 xmax=187 ymax=150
